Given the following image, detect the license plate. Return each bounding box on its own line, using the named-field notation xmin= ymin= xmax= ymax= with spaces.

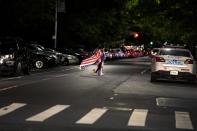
xmin=166 ymin=60 xmax=183 ymax=65
xmin=170 ymin=71 xmax=178 ymax=75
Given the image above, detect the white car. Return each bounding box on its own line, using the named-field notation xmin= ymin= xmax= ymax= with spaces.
xmin=151 ymin=48 xmax=196 ymax=82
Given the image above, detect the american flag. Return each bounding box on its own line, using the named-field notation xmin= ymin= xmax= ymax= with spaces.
xmin=80 ymin=50 xmax=102 ymax=70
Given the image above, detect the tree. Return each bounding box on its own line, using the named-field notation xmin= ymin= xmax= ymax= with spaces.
xmin=0 ymin=0 xmax=55 ymax=43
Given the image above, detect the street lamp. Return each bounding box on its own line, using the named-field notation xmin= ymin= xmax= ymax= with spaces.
xmin=134 ymin=33 xmax=139 ymax=38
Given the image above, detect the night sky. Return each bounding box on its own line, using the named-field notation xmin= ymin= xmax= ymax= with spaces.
xmin=66 ymin=0 xmax=123 ymax=13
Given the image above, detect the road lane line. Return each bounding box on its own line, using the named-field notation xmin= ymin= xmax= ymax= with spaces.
xmin=26 ymin=105 xmax=70 ymax=122
xmin=175 ymin=111 xmax=193 ymax=130
xmin=65 ymin=68 xmax=75 ymax=70
xmin=128 ymin=109 xmax=148 ymax=127
xmin=109 ymin=97 xmax=114 ymax=100
xmin=54 ymin=74 xmax=68 ymax=78
xmin=141 ymin=68 xmax=150 ymax=75
xmin=6 ymin=76 xmax=23 ymax=80
xmin=76 ymin=108 xmax=108 ymax=124
xmin=32 ymin=66 xmax=77 ymax=76
xmin=0 ymin=103 xmax=26 ymax=117
xmin=0 ymin=76 xmax=23 ymax=81
xmin=0 ymin=85 xmax=18 ymax=92
xmin=42 ymin=78 xmax=52 ymax=81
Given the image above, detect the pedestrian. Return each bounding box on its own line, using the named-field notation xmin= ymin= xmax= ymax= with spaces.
xmin=100 ymin=48 xmax=105 ymax=75
xmin=95 ymin=48 xmax=105 ymax=76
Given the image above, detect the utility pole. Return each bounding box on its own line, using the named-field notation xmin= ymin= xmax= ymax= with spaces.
xmin=54 ymin=0 xmax=58 ymax=48
xmin=54 ymin=0 xmax=65 ymax=49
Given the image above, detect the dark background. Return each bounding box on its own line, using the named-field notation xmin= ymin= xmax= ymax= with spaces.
xmin=0 ymin=0 xmax=196 ymax=53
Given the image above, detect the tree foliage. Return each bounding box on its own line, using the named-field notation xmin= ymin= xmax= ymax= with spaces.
xmin=0 ymin=0 xmax=196 ymax=48
xmin=0 ymin=0 xmax=55 ymax=41
xmin=124 ymin=0 xmax=197 ymax=44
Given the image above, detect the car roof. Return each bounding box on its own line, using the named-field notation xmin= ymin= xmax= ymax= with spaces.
xmin=152 ymin=48 xmax=160 ymax=50
xmin=160 ymin=48 xmax=190 ymax=52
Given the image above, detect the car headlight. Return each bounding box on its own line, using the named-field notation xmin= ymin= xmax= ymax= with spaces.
xmin=3 ymin=54 xmax=14 ymax=59
xmin=56 ymin=52 xmax=62 ymax=55
xmin=67 ymin=55 xmax=72 ymax=60
xmin=0 ymin=54 xmax=14 ymax=64
xmin=0 ymin=59 xmax=3 ymax=64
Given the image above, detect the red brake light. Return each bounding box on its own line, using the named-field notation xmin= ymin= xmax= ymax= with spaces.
xmin=155 ymin=57 xmax=165 ymax=62
xmin=185 ymin=59 xmax=193 ymax=64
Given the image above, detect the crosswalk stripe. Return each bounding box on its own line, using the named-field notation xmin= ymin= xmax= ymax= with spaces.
xmin=26 ymin=105 xmax=70 ymax=122
xmin=0 ymin=103 xmax=26 ymax=117
xmin=175 ymin=111 xmax=193 ymax=130
xmin=76 ymin=108 xmax=108 ymax=124
xmin=128 ymin=109 xmax=148 ymax=127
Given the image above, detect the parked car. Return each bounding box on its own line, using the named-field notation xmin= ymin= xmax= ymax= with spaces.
xmin=0 ymin=37 xmax=30 ymax=76
xmin=45 ymin=48 xmax=66 ymax=65
xmin=56 ymin=48 xmax=82 ymax=64
xmin=151 ymin=48 xmax=196 ymax=83
xmin=26 ymin=44 xmax=58 ymax=69
xmin=150 ymin=48 xmax=160 ymax=57
xmin=73 ymin=48 xmax=90 ymax=62
xmin=112 ymin=48 xmax=125 ymax=58
xmin=104 ymin=49 xmax=113 ymax=60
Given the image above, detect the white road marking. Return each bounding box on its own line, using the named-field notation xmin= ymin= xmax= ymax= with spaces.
xmin=54 ymin=74 xmax=68 ymax=78
xmin=65 ymin=68 xmax=75 ymax=70
xmin=156 ymin=98 xmax=159 ymax=106
xmin=0 ymin=76 xmax=23 ymax=81
xmin=0 ymin=85 xmax=18 ymax=92
xmin=128 ymin=109 xmax=148 ymax=127
xmin=0 ymin=103 xmax=26 ymax=117
xmin=175 ymin=111 xmax=193 ymax=130
xmin=109 ymin=97 xmax=114 ymax=100
xmin=6 ymin=76 xmax=23 ymax=80
xmin=26 ymin=105 xmax=70 ymax=122
xmin=141 ymin=68 xmax=150 ymax=75
xmin=76 ymin=108 xmax=108 ymax=124
xmin=42 ymin=78 xmax=52 ymax=81
xmin=104 ymin=107 xmax=132 ymax=111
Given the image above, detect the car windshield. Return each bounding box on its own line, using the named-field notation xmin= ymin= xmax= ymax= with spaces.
xmin=159 ymin=49 xmax=191 ymax=57
xmin=0 ymin=40 xmax=17 ymax=54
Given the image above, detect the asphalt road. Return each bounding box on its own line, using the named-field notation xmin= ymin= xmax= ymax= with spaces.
xmin=0 ymin=56 xmax=197 ymax=131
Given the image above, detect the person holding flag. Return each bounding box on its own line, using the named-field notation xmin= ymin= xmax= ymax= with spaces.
xmin=95 ymin=48 xmax=105 ymax=76
xmin=79 ymin=47 xmax=105 ymax=76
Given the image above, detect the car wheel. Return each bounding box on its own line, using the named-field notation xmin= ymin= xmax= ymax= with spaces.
xmin=62 ymin=59 xmax=69 ymax=66
xmin=35 ymin=60 xmax=44 ymax=69
xmin=150 ymin=73 xmax=157 ymax=82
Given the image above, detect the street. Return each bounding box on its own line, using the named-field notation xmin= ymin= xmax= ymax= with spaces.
xmin=0 ymin=56 xmax=197 ymax=131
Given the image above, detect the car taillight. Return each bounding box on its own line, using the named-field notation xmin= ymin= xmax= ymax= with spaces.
xmin=185 ymin=59 xmax=193 ymax=64
xmin=155 ymin=57 xmax=165 ymax=62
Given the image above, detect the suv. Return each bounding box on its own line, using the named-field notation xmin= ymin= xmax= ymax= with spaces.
xmin=151 ymin=48 xmax=196 ymax=82
xmin=0 ymin=38 xmax=30 ymax=76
